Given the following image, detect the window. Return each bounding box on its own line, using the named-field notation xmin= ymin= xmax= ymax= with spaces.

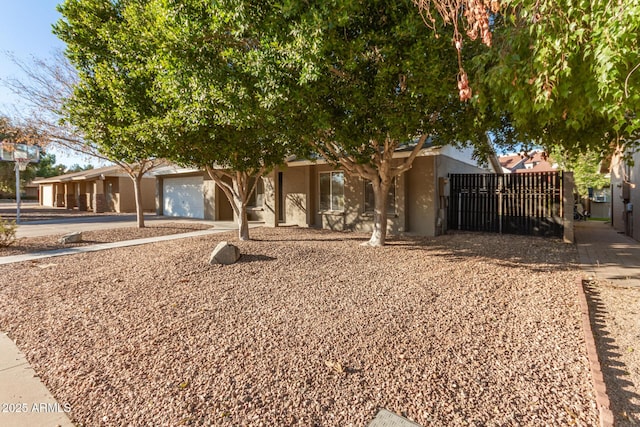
xmin=319 ymin=171 xmax=344 ymax=211
xmin=364 ymin=178 xmax=396 ymax=214
xmin=247 ymin=177 xmax=264 ymax=208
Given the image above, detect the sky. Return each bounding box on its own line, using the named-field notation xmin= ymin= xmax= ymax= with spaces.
xmin=0 ymin=0 xmax=103 ymax=168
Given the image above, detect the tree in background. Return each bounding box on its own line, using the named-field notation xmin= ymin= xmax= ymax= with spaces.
xmin=550 ymin=148 xmax=610 ymax=197
xmin=34 ymin=153 xmax=67 ymax=178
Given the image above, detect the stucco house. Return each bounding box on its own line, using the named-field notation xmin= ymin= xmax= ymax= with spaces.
xmin=498 ymin=151 xmax=558 ymax=174
xmin=156 ymin=143 xmax=496 ymax=237
xmin=610 ymin=147 xmax=639 ymax=238
xmin=33 ymin=165 xmax=156 ymax=213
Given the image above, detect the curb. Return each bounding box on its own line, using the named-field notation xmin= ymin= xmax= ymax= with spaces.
xmin=576 ymin=276 xmax=614 ymax=427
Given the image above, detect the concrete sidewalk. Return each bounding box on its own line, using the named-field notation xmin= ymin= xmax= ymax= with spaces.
xmin=14 ymin=214 xmax=223 ymax=239
xmin=575 ymin=220 xmax=640 ymax=287
xmin=0 ymin=333 xmax=74 ymax=427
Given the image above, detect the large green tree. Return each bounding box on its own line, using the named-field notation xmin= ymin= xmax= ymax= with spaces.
xmin=416 ymin=1 xmax=640 ymax=156
xmin=54 ymin=0 xmax=168 ymax=227
xmin=278 ymin=0 xmax=492 ymax=246
xmin=139 ymin=0 xmax=296 ymax=240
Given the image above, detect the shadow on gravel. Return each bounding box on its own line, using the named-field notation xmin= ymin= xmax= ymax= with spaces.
xmin=237 ymin=254 xmax=276 ymax=263
xmin=389 ymin=233 xmax=575 ymax=273
xmin=583 ymin=280 xmax=640 ymax=426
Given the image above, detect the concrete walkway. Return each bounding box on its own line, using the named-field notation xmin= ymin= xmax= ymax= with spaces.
xmin=3 ymin=224 xmax=243 ymax=265
xmin=0 ymin=333 xmax=74 ymax=427
xmin=575 ymin=220 xmax=640 ymax=287
xmin=1 ymin=215 xmax=252 ymax=426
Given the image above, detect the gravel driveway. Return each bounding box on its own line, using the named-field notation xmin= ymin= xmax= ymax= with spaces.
xmin=0 ymin=228 xmax=598 ymax=426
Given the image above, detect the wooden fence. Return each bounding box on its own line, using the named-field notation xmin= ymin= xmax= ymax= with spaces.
xmin=447 ymin=172 xmax=563 ymax=237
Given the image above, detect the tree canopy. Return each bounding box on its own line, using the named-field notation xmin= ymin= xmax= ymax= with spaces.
xmin=454 ymin=1 xmax=640 ymax=157
xmin=272 ymin=0 xmax=497 ymax=245
xmin=54 ymin=0 xmax=171 ymax=227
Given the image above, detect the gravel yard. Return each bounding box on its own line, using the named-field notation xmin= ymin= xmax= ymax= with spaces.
xmin=0 ymin=227 xmax=599 ymax=426
xmin=584 ymin=280 xmax=640 ymax=426
xmin=0 ymin=222 xmax=212 ymax=256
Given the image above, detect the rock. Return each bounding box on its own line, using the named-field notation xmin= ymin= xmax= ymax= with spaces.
xmin=59 ymin=232 xmax=83 ymax=244
xmin=209 ymin=241 xmax=240 ymax=265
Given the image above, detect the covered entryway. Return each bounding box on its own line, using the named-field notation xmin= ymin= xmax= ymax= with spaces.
xmin=163 ymin=175 xmax=205 ymax=218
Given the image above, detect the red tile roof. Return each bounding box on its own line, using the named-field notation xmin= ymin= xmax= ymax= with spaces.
xmin=498 ymin=151 xmax=557 ymax=173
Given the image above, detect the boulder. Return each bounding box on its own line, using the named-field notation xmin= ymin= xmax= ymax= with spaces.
xmin=59 ymin=232 xmax=83 ymax=244
xmin=208 ymin=241 xmax=241 ymax=265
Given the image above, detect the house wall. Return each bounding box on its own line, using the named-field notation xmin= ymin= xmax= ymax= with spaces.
xmin=282 ymin=166 xmax=311 ymax=227
xmin=203 ymin=176 xmax=216 ymax=220
xmin=117 ymin=177 xmax=156 ymax=213
xmin=246 ymin=176 xmax=270 ymax=222
xmin=262 ymin=172 xmax=277 ymax=226
xmin=104 ymin=177 xmax=119 ymax=212
xmin=610 ymin=150 xmax=640 ymax=239
xmin=310 ymin=162 xmax=407 ymax=234
xmin=407 ymin=156 xmax=437 ymax=236
xmin=610 ymin=151 xmax=625 ymax=233
xmin=405 ymin=154 xmax=488 ymax=236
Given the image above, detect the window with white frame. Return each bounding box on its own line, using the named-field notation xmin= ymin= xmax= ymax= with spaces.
xmin=247 ymin=177 xmax=264 ymax=208
xmin=364 ymin=178 xmax=396 ymax=214
xmin=319 ymin=171 xmax=344 ymax=211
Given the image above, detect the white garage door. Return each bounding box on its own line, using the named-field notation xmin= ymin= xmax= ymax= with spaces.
xmin=42 ymin=185 xmax=54 ymax=207
xmin=163 ymin=176 xmax=204 ymax=219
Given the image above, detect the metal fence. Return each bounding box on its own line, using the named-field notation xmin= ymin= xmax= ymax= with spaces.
xmin=448 ymin=172 xmax=563 ymax=237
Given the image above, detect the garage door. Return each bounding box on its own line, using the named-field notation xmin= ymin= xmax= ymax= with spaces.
xmin=163 ymin=176 xmax=204 ymax=219
xmin=42 ymin=185 xmax=54 ymax=207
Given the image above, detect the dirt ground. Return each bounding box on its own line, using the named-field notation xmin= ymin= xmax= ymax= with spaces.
xmin=0 ymin=227 xmax=619 ymax=425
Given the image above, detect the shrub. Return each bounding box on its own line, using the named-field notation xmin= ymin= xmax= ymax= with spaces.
xmin=0 ymin=218 xmax=17 ymax=248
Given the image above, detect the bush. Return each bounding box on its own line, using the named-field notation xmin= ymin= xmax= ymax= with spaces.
xmin=0 ymin=218 xmax=17 ymax=248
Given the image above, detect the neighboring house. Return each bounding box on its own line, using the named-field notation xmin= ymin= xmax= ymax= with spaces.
xmin=33 ymin=165 xmax=156 ymax=213
xmin=498 ymin=151 xmax=558 ymax=174
xmin=610 ymin=147 xmax=639 ymax=238
xmin=156 ymin=143 xmax=496 ymax=237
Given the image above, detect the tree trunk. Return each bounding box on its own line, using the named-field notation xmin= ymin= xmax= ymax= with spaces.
xmin=205 ymin=167 xmax=264 ymax=241
xmin=364 ymin=179 xmax=390 ymax=247
xmin=235 ymin=196 xmax=250 ymax=241
xmin=132 ymin=173 xmax=145 ymax=228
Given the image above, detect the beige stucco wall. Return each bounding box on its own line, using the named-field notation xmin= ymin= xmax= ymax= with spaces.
xmin=610 ymin=150 xmax=640 ymax=239
xmin=117 ymin=177 xmax=156 ymax=213
xmin=282 ymin=166 xmax=311 ymax=227
xmin=406 ymin=156 xmax=437 ymax=236
xmin=262 ymin=172 xmax=277 ymax=226
xmin=262 ymin=167 xmax=315 ymax=227
xmin=202 ymin=177 xmax=216 ymax=220
xmin=311 ymin=162 xmax=407 ymax=233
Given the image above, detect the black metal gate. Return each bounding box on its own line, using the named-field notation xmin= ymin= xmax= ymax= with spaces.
xmin=448 ymin=172 xmax=563 ymax=237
